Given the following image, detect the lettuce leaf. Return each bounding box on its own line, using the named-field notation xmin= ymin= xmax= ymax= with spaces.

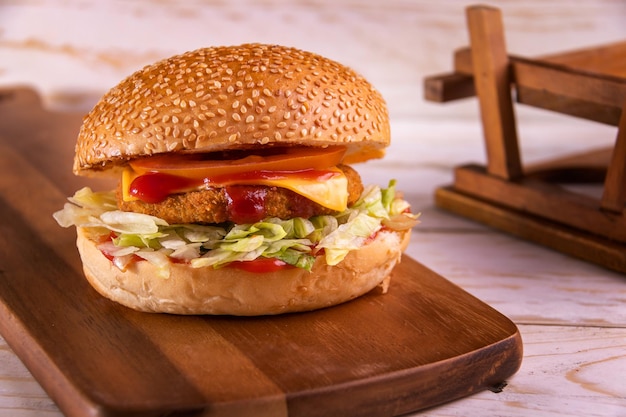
xmin=54 ymin=182 xmax=417 ymax=275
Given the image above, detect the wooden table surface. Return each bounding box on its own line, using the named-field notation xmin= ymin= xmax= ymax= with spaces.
xmin=0 ymin=1 xmax=624 ymax=416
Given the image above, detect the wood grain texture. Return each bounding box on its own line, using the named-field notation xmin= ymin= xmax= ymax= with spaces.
xmin=466 ymin=5 xmax=523 ymax=180
xmin=451 ymin=164 xmax=626 ymax=243
xmin=601 ymin=100 xmax=626 ymax=211
xmin=435 ymin=184 xmax=626 ymax=274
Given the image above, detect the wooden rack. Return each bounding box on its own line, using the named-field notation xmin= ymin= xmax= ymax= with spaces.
xmin=424 ymin=5 xmax=626 ymax=274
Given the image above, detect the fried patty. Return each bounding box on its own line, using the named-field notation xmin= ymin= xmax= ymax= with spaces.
xmin=118 ymin=164 xmax=363 ymax=224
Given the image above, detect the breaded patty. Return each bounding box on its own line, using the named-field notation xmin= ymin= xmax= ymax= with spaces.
xmin=118 ymin=164 xmax=363 ymax=224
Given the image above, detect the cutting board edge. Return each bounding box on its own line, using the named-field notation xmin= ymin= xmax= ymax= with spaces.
xmin=281 ymin=326 xmax=523 ymax=417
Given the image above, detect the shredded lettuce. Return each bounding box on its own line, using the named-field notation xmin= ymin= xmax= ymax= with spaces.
xmin=53 ymin=180 xmax=418 ymax=276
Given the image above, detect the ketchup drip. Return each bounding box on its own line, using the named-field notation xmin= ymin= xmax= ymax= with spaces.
xmin=224 ymin=186 xmax=269 ymax=224
xmin=129 ymin=172 xmax=201 ymax=203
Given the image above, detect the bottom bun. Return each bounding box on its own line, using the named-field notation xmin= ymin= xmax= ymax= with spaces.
xmin=76 ymin=227 xmax=411 ymax=315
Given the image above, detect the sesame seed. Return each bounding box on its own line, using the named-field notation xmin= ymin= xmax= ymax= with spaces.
xmin=74 ymin=43 xmax=389 ymax=172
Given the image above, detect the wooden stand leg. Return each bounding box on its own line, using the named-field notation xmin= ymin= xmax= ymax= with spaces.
xmin=466 ymin=5 xmax=523 ymax=180
xmin=428 ymin=5 xmax=626 ymax=273
xmin=601 ymin=102 xmax=626 ymax=213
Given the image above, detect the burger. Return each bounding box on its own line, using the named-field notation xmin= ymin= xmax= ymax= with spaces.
xmin=54 ymin=43 xmax=418 ymax=315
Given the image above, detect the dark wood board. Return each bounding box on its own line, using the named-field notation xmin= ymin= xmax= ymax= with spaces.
xmin=0 ymin=87 xmax=522 ymax=417
xmin=435 ymin=184 xmax=626 ymax=275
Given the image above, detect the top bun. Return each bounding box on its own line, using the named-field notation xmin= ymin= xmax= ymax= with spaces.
xmin=74 ymin=43 xmax=390 ymax=177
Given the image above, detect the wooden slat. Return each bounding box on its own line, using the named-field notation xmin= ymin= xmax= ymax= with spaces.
xmin=423 ymin=72 xmax=475 ymax=102
xmin=466 ymin=5 xmax=523 ymax=180
xmin=601 ymin=101 xmax=626 ymax=212
xmin=513 ymin=59 xmax=626 ymax=126
xmin=538 ymin=40 xmax=626 ymax=79
xmin=454 ymin=41 xmax=626 ymax=79
xmin=453 ymin=47 xmax=475 ymax=75
xmin=435 ymin=186 xmax=626 ymax=274
xmin=452 ymin=164 xmax=626 ymax=243
xmin=450 ymin=45 xmax=626 ymax=125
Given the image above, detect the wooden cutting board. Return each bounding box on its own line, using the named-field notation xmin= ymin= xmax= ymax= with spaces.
xmin=0 ymin=87 xmax=522 ymax=417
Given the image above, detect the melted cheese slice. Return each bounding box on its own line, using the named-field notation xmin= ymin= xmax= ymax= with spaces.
xmin=122 ymin=167 xmax=349 ymax=212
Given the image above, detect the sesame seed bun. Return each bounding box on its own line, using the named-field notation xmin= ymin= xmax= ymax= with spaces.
xmin=76 ymin=227 xmax=410 ymax=315
xmin=74 ymin=43 xmax=390 ymax=177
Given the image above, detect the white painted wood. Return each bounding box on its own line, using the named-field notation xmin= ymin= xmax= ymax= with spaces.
xmin=0 ymin=1 xmax=624 ymax=416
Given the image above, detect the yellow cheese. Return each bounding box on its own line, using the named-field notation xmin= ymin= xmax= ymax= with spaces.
xmin=237 ymin=169 xmax=348 ymax=211
xmin=122 ymin=167 xmax=349 ymax=212
xmin=121 ymin=168 xmax=139 ymax=202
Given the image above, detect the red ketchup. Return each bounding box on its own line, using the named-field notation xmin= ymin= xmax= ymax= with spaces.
xmin=129 ymin=172 xmax=201 ymax=203
xmin=224 ymin=186 xmax=269 ymax=224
